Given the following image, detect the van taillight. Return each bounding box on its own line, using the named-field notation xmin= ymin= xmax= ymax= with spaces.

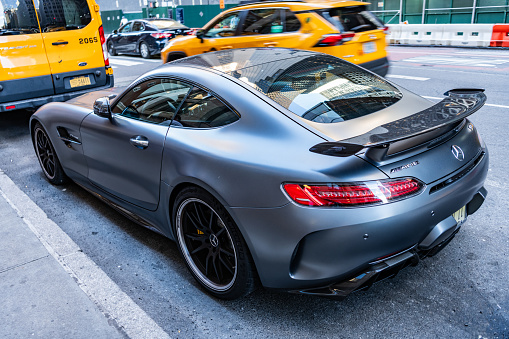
xmin=283 ymin=178 xmax=424 ymax=207
xmin=314 ymin=33 xmax=356 ymax=47
xmin=98 ymin=25 xmax=109 ymax=66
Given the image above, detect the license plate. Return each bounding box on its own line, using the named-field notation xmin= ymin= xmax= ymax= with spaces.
xmin=69 ymin=75 xmax=91 ymax=88
xmin=452 ymin=205 xmax=467 ymax=225
xmin=363 ymin=41 xmax=377 ymax=54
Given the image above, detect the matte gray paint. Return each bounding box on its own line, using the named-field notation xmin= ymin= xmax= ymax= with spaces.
xmin=29 ymin=51 xmax=489 ymax=291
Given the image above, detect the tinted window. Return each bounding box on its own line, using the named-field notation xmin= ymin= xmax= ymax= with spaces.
xmin=284 ymin=10 xmax=301 ymax=32
xmin=132 ymin=21 xmax=144 ymax=32
xmin=112 ymin=79 xmax=193 ymax=124
xmin=230 ymin=54 xmax=401 ymax=123
xmin=241 ymin=9 xmax=283 ymax=35
xmin=35 ymin=0 xmax=92 ymax=32
xmin=174 ymin=87 xmax=239 ymax=128
xmin=319 ymin=6 xmax=383 ymax=32
xmin=204 ymin=12 xmax=241 ymax=38
xmin=1 ymin=0 xmax=40 ymax=34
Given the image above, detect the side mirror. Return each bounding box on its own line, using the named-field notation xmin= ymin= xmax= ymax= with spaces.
xmin=113 ymin=29 xmax=118 ymax=34
xmin=196 ymin=29 xmax=205 ymax=43
xmin=93 ymin=97 xmax=112 ymax=119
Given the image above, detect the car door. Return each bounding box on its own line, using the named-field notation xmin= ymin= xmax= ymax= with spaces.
xmin=111 ymin=22 xmax=131 ymax=53
xmin=36 ymin=0 xmax=107 ymax=92
xmin=238 ymin=8 xmax=303 ymax=49
xmin=80 ymin=78 xmax=193 ymax=210
xmin=128 ymin=21 xmax=144 ymax=54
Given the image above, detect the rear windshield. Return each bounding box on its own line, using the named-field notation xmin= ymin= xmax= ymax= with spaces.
xmin=1 ymin=0 xmax=40 ymax=34
xmin=231 ymin=55 xmax=402 ymax=123
xmin=150 ymin=19 xmax=186 ymax=30
xmin=317 ymin=5 xmax=384 ymax=33
xmin=36 ymin=0 xmax=92 ymax=31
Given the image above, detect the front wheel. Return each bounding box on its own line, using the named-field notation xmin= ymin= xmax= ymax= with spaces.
xmin=139 ymin=42 xmax=151 ymax=59
xmin=33 ymin=123 xmax=69 ymax=185
xmin=174 ymin=187 xmax=257 ymax=299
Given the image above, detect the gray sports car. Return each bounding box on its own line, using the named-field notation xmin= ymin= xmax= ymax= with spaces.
xmin=30 ymin=48 xmax=489 ymax=300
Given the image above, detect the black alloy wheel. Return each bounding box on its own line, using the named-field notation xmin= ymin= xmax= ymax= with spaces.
xmin=174 ymin=187 xmax=257 ymax=299
xmin=33 ymin=123 xmax=68 ymax=185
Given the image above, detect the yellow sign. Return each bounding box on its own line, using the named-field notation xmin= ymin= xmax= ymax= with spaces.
xmin=70 ymin=76 xmax=91 ymax=88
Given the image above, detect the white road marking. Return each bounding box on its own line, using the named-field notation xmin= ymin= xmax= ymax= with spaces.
xmin=109 ymin=59 xmax=144 ymax=67
xmin=402 ymin=55 xmax=509 ymax=67
xmin=110 ymin=56 xmax=162 ymax=64
xmin=0 ymin=170 xmax=170 ymax=339
xmin=387 ymin=74 xmax=430 ymax=81
xmin=423 ymin=96 xmax=509 ymax=109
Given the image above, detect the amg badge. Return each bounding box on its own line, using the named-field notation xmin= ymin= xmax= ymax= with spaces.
xmin=390 ymin=161 xmax=419 ymax=173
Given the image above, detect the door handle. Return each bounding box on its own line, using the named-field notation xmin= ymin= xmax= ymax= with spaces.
xmin=130 ymin=136 xmax=149 ymax=149
xmin=220 ymin=46 xmax=233 ymax=50
xmin=263 ymin=42 xmax=278 ymax=47
xmin=52 ymin=41 xmax=69 ymax=46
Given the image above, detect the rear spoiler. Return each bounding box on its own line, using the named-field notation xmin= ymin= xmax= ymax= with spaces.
xmin=310 ymin=89 xmax=486 ymax=157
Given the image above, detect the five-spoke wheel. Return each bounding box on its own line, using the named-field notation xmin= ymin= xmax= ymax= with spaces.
xmin=139 ymin=42 xmax=150 ymax=59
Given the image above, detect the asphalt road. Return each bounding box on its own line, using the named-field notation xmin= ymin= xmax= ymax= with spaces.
xmin=0 ymin=46 xmax=508 ymax=338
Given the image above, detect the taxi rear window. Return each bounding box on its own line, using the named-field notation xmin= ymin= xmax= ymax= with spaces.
xmin=317 ymin=6 xmax=383 ymax=33
xmin=36 ymin=0 xmax=92 ymax=31
xmin=231 ymin=55 xmax=402 ymax=123
xmin=1 ymin=0 xmax=40 ymax=34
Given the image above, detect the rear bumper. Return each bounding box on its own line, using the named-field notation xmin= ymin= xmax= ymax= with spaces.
xmin=0 ymin=72 xmax=113 ymax=112
xmin=292 ymin=187 xmax=487 ymax=299
xmin=358 ymin=56 xmax=390 ymax=77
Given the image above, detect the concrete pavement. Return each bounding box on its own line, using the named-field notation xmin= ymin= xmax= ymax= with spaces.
xmin=0 ymin=170 xmax=171 ymax=338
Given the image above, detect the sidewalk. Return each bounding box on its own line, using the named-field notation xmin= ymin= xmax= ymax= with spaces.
xmin=0 ymin=182 xmax=125 ymax=338
xmin=0 ymin=170 xmax=171 ymax=339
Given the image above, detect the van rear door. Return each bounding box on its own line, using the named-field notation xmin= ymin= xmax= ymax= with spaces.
xmin=36 ymin=0 xmax=109 ymax=94
xmin=0 ymin=0 xmax=54 ymax=104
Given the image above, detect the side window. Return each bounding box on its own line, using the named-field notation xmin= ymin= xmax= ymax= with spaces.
xmin=112 ymin=79 xmax=193 ymax=125
xmin=174 ymin=87 xmax=239 ymax=128
xmin=204 ymin=12 xmax=241 ymax=38
xmin=284 ymin=10 xmax=301 ymax=32
xmin=241 ymin=9 xmax=283 ymax=35
xmin=1 ymin=0 xmax=40 ymax=34
xmin=119 ymin=23 xmax=131 ymax=33
xmin=36 ymin=0 xmax=92 ymax=32
xmin=132 ymin=21 xmax=143 ymax=32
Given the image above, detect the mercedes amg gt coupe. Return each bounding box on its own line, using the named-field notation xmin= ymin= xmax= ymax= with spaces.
xmin=30 ymin=48 xmax=489 ymax=300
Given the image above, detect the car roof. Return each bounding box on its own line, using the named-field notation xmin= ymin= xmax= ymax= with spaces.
xmin=229 ymin=0 xmax=369 ymax=11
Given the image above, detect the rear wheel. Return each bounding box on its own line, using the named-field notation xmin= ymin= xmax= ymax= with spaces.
xmin=108 ymin=41 xmax=117 ymax=56
xmin=174 ymin=187 xmax=257 ymax=299
xmin=139 ymin=42 xmax=150 ymax=59
xmin=33 ymin=123 xmax=69 ymax=185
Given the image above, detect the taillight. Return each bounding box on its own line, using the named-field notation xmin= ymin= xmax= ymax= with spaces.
xmin=98 ymin=25 xmax=109 ymax=66
xmin=283 ymin=178 xmax=424 ymax=207
xmin=314 ymin=33 xmax=356 ymax=47
xmin=151 ymin=32 xmax=174 ymax=39
xmin=383 ymin=26 xmax=390 ymax=34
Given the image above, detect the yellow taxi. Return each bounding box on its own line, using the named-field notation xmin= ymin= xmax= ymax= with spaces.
xmin=0 ymin=0 xmax=113 ymax=112
xmin=161 ymin=0 xmax=389 ymax=76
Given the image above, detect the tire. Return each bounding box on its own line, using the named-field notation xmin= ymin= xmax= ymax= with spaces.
xmin=33 ymin=123 xmax=69 ymax=185
xmin=108 ymin=41 xmax=117 ymax=56
xmin=174 ymin=187 xmax=257 ymax=300
xmin=139 ymin=42 xmax=150 ymax=59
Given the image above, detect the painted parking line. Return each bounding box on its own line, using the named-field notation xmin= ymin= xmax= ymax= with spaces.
xmin=387 ymin=74 xmax=430 ymax=81
xmin=423 ymin=96 xmax=509 ymax=109
xmin=402 ymin=55 xmax=509 ymax=67
xmin=109 ymin=59 xmax=144 ymax=67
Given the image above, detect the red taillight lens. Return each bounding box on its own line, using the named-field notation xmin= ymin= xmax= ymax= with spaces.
xmin=283 ymin=178 xmax=424 ymax=207
xmin=315 ymin=33 xmax=356 ymax=47
xmin=383 ymin=26 xmax=390 ymax=34
xmin=151 ymin=32 xmax=174 ymax=39
xmin=98 ymin=25 xmax=109 ymax=66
